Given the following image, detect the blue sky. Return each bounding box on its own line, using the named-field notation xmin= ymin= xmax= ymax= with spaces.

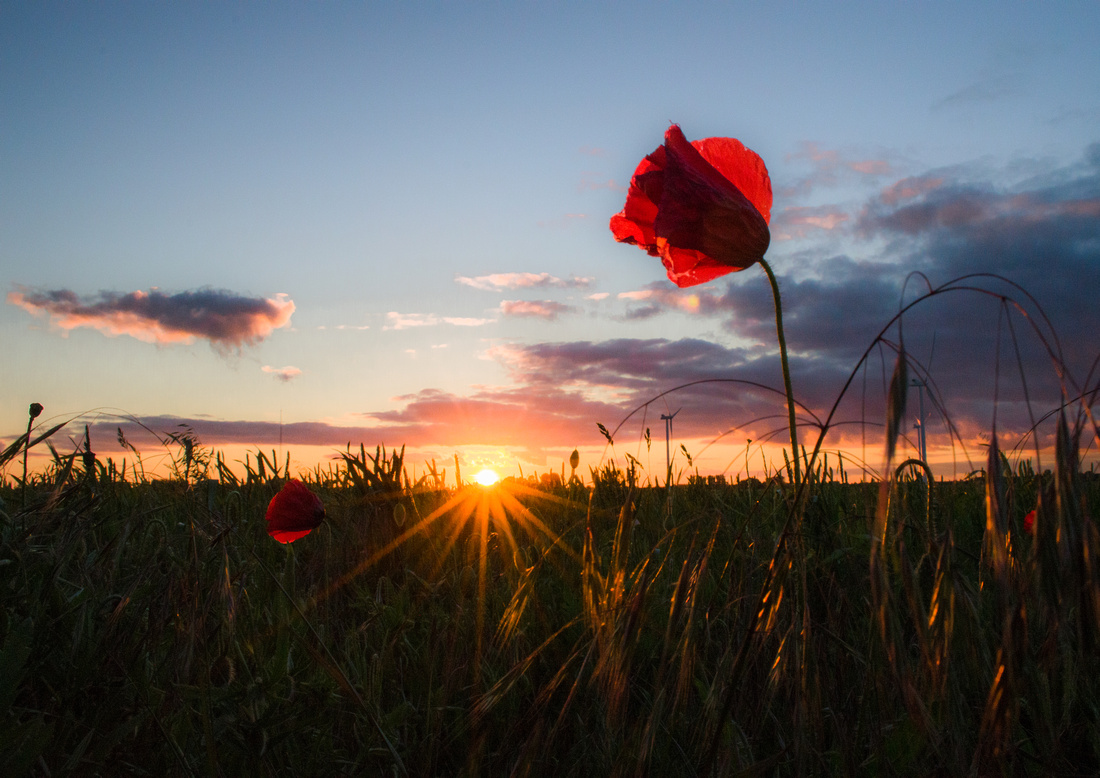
xmin=4 ymin=2 xmax=1099 ymax=480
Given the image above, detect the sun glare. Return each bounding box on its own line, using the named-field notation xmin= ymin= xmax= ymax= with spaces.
xmin=473 ymin=468 xmax=500 ymax=486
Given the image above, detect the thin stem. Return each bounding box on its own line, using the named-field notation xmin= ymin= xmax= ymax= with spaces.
xmin=759 ymin=258 xmax=801 ymax=490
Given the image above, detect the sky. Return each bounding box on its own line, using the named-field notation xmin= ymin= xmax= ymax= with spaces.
xmin=3 ymin=2 xmax=1100 ymax=483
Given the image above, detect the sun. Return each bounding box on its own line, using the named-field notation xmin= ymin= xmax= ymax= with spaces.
xmin=473 ymin=468 xmax=500 ymax=486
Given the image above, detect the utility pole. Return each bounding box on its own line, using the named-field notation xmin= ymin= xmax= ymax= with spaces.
xmin=661 ymin=409 xmax=680 ymax=487
xmin=911 ymin=379 xmax=927 ymax=464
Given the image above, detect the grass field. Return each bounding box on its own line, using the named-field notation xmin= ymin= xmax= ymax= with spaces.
xmin=3 ymin=420 xmax=1099 ymax=776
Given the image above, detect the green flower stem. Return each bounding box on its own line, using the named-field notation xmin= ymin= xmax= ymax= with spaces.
xmin=758 ymin=258 xmax=801 ymax=490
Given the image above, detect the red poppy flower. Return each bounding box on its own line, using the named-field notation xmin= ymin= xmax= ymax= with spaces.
xmin=1023 ymin=509 xmax=1036 ymax=534
xmin=610 ymin=124 xmax=772 ymax=288
xmin=266 ymin=479 xmax=325 ymax=543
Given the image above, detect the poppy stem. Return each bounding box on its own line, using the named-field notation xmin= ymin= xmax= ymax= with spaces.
xmin=758 ymin=258 xmax=801 ymax=490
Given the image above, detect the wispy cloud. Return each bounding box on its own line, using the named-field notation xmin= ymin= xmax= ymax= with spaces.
xmin=7 ymin=287 xmax=294 ymax=351
xmin=455 ymin=272 xmax=593 ymax=291
xmin=932 ymin=75 xmax=1018 ymax=111
xmin=772 ymin=205 xmax=851 ymax=239
xmin=617 ymin=285 xmax=707 ymax=319
xmin=383 ymin=312 xmax=495 ymax=330
xmin=262 ymin=365 xmax=302 ymax=382
xmin=537 ymin=213 xmax=589 ymax=229
xmin=879 ymin=175 xmax=947 ymax=206
xmin=499 ymin=300 xmax=577 ymax=320
xmin=578 ymin=173 xmax=625 ymax=192
xmin=781 ymin=141 xmax=894 ymax=198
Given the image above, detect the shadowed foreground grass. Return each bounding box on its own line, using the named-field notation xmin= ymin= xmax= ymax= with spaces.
xmin=2 ymin=439 xmax=1099 ymax=776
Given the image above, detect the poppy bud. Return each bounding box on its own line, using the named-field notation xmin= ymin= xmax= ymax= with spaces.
xmin=266 ymin=479 xmax=326 ymax=543
xmin=29 ymin=402 xmax=43 ymax=419
xmin=611 ymin=125 xmax=772 ymax=288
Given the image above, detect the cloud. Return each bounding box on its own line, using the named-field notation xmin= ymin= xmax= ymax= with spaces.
xmin=499 ymin=300 xmax=577 ymax=320
xmin=383 ymin=312 xmax=496 ymax=330
xmin=879 ymin=176 xmax=947 ymax=206
xmin=587 ymin=292 xmax=610 ymax=301
xmin=455 ymin=272 xmax=593 ymax=291
xmin=780 ymin=141 xmax=894 ymax=198
xmin=578 ymin=173 xmax=625 ymax=192
xmin=262 ymin=365 xmax=302 ymax=382
xmin=88 ymin=385 xmax=623 ymax=457
xmin=537 ymin=213 xmax=589 ymax=229
xmin=773 ymin=205 xmax=851 ymax=239
xmin=932 ymin=76 xmax=1018 ymax=110
xmin=617 ymin=285 xmax=704 ymax=319
xmin=7 ymin=286 xmax=294 ymax=351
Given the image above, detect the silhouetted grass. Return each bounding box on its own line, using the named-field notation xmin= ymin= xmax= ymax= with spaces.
xmin=2 ymin=429 xmax=1098 ymax=776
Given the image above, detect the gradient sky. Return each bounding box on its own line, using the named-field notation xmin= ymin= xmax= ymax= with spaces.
xmin=4 ymin=2 xmax=1099 ymax=482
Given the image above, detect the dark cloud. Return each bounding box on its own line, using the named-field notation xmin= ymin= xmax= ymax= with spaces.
xmin=8 ymin=286 xmax=295 ymax=351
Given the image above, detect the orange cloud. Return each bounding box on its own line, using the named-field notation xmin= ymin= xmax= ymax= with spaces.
xmin=8 ymin=287 xmax=294 ymax=350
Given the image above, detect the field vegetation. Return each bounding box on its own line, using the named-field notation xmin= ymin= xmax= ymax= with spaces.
xmin=3 ymin=406 xmax=1099 ymax=776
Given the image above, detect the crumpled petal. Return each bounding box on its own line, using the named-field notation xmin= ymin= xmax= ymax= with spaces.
xmin=610 ymin=125 xmax=772 ymax=288
xmin=266 ymin=479 xmax=325 ymax=543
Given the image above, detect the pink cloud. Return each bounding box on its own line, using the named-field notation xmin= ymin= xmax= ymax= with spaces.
xmin=773 ymin=205 xmax=851 ymax=239
xmin=7 ymin=287 xmax=294 ymax=351
xmin=499 ymin=300 xmax=577 ymax=320
xmin=262 ymin=365 xmax=302 ymax=382
xmin=455 ymin=272 xmax=592 ymax=291
xmin=383 ymin=312 xmax=496 ymax=330
xmin=781 ymin=141 xmax=894 ymax=197
xmin=537 ymin=213 xmax=589 ymax=229
xmin=880 ymin=175 xmax=946 ymax=206
xmin=578 ymin=174 xmax=626 ymax=192
xmin=617 ymin=285 xmax=710 ymax=317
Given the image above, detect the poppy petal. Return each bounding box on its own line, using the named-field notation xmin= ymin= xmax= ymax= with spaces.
xmin=265 ymin=479 xmax=325 ymax=543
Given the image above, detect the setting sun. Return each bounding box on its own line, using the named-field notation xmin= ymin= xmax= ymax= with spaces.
xmin=473 ymin=468 xmax=500 ymax=486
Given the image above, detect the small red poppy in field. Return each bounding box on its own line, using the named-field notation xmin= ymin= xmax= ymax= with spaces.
xmin=1023 ymin=509 xmax=1036 ymax=534
xmin=610 ymin=124 xmax=772 ymax=288
xmin=266 ymin=479 xmax=325 ymax=543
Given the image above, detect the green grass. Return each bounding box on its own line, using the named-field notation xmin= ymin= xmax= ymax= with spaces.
xmin=3 ymin=431 xmax=1099 ymax=776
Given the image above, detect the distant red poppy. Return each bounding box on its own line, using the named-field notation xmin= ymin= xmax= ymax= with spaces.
xmin=266 ymin=479 xmax=325 ymax=543
xmin=610 ymin=124 xmax=772 ymax=288
xmin=1023 ymin=509 xmax=1036 ymax=534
